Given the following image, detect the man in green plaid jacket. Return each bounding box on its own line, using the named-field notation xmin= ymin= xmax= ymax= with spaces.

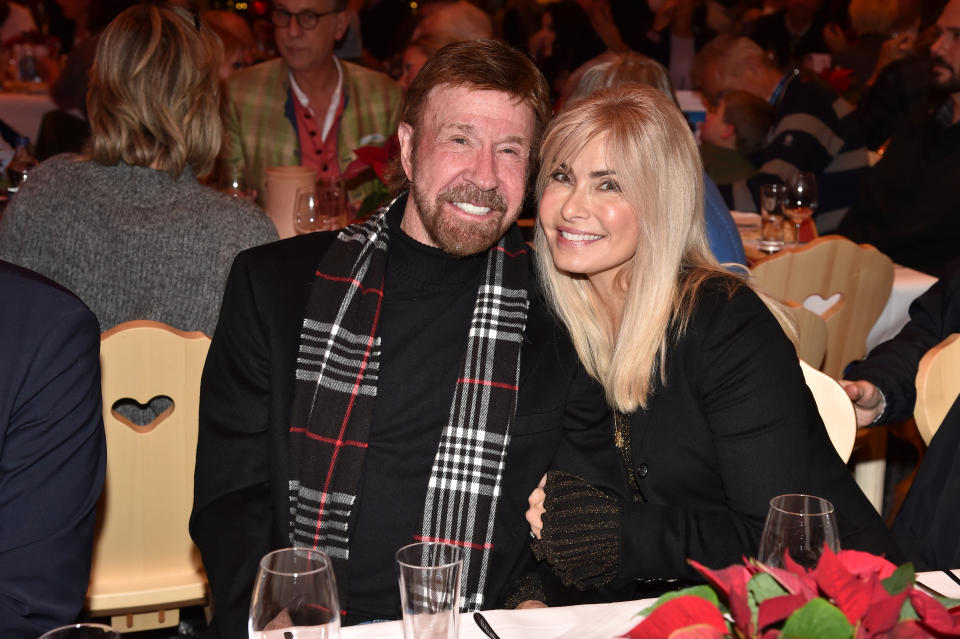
xmin=220 ymin=0 xmax=401 ymax=213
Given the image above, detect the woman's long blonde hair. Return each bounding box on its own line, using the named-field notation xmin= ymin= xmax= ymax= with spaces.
xmin=535 ymin=85 xmax=739 ymax=412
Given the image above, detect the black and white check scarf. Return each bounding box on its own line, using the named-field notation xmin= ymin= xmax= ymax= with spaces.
xmin=288 ymin=197 xmax=529 ymax=612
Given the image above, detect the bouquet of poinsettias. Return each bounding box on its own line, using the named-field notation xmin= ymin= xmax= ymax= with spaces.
xmin=624 ymin=546 xmax=960 ymax=638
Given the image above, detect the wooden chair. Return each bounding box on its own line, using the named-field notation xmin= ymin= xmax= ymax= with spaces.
xmin=86 ymin=321 xmax=211 ymax=632
xmin=800 ymin=360 xmax=857 ymax=462
xmin=915 ymin=333 xmax=960 ymax=446
xmin=751 ymin=235 xmax=894 ymax=378
xmin=752 ymin=236 xmax=895 ymax=512
xmin=782 ymin=301 xmax=828 ymax=371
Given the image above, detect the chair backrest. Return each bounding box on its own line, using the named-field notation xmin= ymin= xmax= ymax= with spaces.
xmin=915 ymin=333 xmax=960 ymax=446
xmin=752 ymin=235 xmax=894 ymax=378
xmin=800 ymin=359 xmax=857 ymax=462
xmin=782 ymin=301 xmax=828 ymax=370
xmin=88 ymin=320 xmax=210 ymax=616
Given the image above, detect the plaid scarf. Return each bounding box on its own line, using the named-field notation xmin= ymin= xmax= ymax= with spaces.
xmin=288 ymin=198 xmax=529 ymax=612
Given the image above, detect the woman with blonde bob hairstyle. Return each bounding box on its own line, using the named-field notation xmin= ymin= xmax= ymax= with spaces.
xmin=86 ymin=2 xmax=222 ymax=177
xmin=0 ymin=3 xmax=276 ymax=337
xmin=526 ymin=85 xmax=899 ymax=597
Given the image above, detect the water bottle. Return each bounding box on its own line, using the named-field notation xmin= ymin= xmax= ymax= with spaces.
xmin=18 ymin=45 xmax=38 ymax=82
xmin=7 ymin=137 xmax=38 ymax=193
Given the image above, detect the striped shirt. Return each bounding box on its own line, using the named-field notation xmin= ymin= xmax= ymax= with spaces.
xmin=750 ymin=72 xmax=869 ymax=232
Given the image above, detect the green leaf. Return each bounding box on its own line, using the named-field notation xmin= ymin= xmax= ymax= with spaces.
xmin=882 ymin=564 xmax=915 ymax=595
xmin=780 ymin=598 xmax=853 ymax=639
xmin=750 ymin=573 xmax=788 ymax=631
xmin=639 ymin=587 xmax=722 ymax=617
xmin=939 ymin=597 xmax=960 ymax=608
xmin=900 ymin=597 xmax=918 ymax=621
xmin=751 ymin=573 xmax=789 ymax=603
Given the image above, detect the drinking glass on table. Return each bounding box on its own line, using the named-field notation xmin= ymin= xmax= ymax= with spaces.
xmin=294 ymin=179 xmax=349 ymax=234
xmin=219 ymin=165 xmax=257 ymax=202
xmin=758 ymin=183 xmax=786 ymax=254
xmin=757 ymin=494 xmax=839 ymax=569
xmin=248 ymin=547 xmax=340 ymax=639
xmin=396 ymin=542 xmax=463 ymax=639
xmin=39 ymin=623 xmax=120 ymax=639
xmin=783 ymin=172 xmax=818 ymax=247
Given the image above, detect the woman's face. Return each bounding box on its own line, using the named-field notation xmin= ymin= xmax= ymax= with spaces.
xmin=538 ymin=134 xmax=640 ymax=294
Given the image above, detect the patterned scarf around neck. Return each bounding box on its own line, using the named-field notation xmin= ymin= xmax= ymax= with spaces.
xmin=288 ymin=200 xmax=530 ymax=612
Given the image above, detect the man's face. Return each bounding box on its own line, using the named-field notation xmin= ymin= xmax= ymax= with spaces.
xmin=398 ymin=85 xmax=536 ymax=256
xmin=931 ymin=0 xmax=960 ymax=94
xmin=274 ymin=0 xmax=347 ymax=74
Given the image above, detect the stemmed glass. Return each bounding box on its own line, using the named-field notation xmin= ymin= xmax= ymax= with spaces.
xmin=39 ymin=624 xmax=120 ymax=639
xmin=248 ymin=547 xmax=340 ymax=639
xmin=293 ymin=179 xmax=349 ymax=234
xmin=783 ymin=172 xmax=817 ymax=247
xmin=757 ymin=494 xmax=840 ymax=569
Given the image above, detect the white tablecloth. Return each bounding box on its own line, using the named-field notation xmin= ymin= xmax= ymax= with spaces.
xmin=864 ymin=265 xmax=937 ymax=352
xmin=0 ymin=91 xmax=55 ymax=142
xmin=340 ymin=570 xmax=958 ymax=638
xmin=341 ymin=598 xmax=652 ymax=639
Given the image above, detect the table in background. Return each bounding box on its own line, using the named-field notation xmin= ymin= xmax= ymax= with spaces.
xmin=0 ymin=91 xmax=55 ymax=142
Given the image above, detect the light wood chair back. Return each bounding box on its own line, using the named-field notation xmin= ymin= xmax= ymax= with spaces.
xmin=800 ymin=360 xmax=857 ymax=462
xmin=915 ymin=333 xmax=960 ymax=446
xmin=87 ymin=320 xmax=211 ymax=632
xmin=782 ymin=301 xmax=828 ymax=370
xmin=752 ymin=236 xmax=894 ymax=378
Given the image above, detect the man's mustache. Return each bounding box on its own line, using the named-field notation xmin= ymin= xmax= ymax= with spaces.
xmin=438 ymin=184 xmax=507 ymax=213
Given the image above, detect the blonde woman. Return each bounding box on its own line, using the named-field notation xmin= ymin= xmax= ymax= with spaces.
xmin=525 ymin=85 xmax=900 ymax=596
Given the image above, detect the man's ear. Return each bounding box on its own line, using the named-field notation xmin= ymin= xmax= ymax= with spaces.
xmin=398 ymin=121 xmax=414 ymax=181
xmin=721 ymin=122 xmax=735 ymax=140
xmin=334 ymin=9 xmax=350 ymax=41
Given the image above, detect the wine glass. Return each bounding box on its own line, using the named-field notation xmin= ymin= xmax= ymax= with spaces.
xmin=248 ymin=547 xmax=340 ymax=639
xmin=39 ymin=624 xmax=120 ymax=639
xmin=783 ymin=172 xmax=817 ymax=247
xmin=220 ymin=166 xmax=257 ymax=202
xmin=294 ymin=179 xmax=348 ymax=234
xmin=757 ymin=494 xmax=840 ymax=569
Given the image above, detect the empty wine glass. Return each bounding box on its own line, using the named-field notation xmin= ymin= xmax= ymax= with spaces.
xmin=248 ymin=547 xmax=340 ymax=639
xmin=39 ymin=624 xmax=120 ymax=639
xmin=294 ymin=179 xmax=348 ymax=234
xmin=783 ymin=172 xmax=817 ymax=247
xmin=757 ymin=494 xmax=839 ymax=569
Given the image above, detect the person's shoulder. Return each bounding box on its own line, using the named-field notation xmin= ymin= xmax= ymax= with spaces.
xmin=234 ymin=230 xmax=340 ymax=274
xmin=341 ymin=59 xmax=400 ymax=94
xmin=227 ymin=58 xmax=287 ymax=93
xmin=0 ymin=260 xmax=96 ymax=328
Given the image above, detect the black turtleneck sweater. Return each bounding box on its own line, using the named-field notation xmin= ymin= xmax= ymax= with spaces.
xmin=347 ymin=203 xmax=486 ymax=623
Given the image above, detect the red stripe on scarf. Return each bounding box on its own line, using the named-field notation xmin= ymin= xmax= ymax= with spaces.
xmin=311 ymin=274 xmax=385 ymax=546
xmin=289 ymin=426 xmax=369 ymax=448
xmin=493 ymin=245 xmax=528 ymax=257
xmin=457 ymin=377 xmax=519 ymax=391
xmin=315 ymin=270 xmax=384 ymax=296
xmin=414 ymin=534 xmax=495 ymax=550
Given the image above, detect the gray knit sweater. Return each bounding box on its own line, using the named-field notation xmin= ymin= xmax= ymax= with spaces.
xmin=0 ymin=155 xmax=278 ymax=336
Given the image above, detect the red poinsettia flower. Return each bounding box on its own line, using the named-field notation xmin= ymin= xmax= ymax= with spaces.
xmin=342 ymin=134 xmax=400 ymax=184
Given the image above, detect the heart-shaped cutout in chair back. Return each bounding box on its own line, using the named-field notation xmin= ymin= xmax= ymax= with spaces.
xmin=110 ymin=395 xmax=174 ymax=433
xmin=802 ymin=292 xmax=844 ymax=319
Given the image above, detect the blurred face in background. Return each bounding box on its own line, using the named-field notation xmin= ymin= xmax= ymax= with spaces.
xmin=931 ymin=0 xmax=960 ymax=93
xmin=399 ymin=45 xmax=430 ymax=93
xmin=273 ymin=0 xmax=347 ymax=74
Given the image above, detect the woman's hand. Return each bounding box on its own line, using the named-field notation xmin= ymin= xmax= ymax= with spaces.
xmin=525 ymin=473 xmax=548 ymax=539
